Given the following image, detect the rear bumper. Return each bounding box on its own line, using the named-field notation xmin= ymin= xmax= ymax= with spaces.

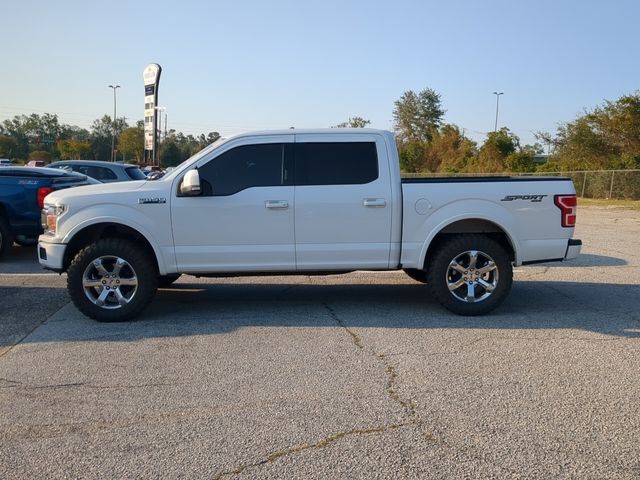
xmin=37 ymin=239 xmax=66 ymax=272
xmin=564 ymin=238 xmax=582 ymax=260
xmin=520 ymin=238 xmax=582 ymax=265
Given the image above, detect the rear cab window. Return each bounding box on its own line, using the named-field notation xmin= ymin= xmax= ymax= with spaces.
xmin=294 ymin=142 xmax=378 ymax=185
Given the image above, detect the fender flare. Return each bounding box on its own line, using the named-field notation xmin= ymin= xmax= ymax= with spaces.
xmin=62 ymin=215 xmax=169 ymax=275
xmin=417 ymin=212 xmax=521 ymax=268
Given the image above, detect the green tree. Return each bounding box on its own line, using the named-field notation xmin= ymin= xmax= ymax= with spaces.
xmin=90 ymin=115 xmax=128 ymax=161
xmin=393 ymin=88 xmax=445 ymax=144
xmin=159 ymin=141 xmax=181 ymax=168
xmin=118 ymin=126 xmax=145 ymax=162
xmin=57 ymin=139 xmax=91 ymax=160
xmin=0 ymin=135 xmax=19 ymax=158
xmin=468 ymin=128 xmax=518 ymax=173
xmin=29 ymin=150 xmax=53 ymax=163
xmin=334 ymin=116 xmax=371 ymax=128
xmin=61 ymin=125 xmax=91 ymax=142
xmin=398 ymin=141 xmax=427 ymax=173
xmin=426 ymin=124 xmax=477 ymax=173
xmin=541 ymin=92 xmax=640 ymax=170
xmin=504 ymin=151 xmax=536 ymax=172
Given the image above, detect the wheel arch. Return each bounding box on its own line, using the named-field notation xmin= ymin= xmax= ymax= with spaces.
xmin=420 ymin=217 xmax=518 ymax=271
xmin=62 ymin=222 xmax=163 ymax=274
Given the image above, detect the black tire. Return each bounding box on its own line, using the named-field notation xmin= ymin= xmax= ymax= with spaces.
xmin=158 ymin=273 xmax=181 ymax=288
xmin=403 ymin=268 xmax=427 ymax=283
xmin=0 ymin=216 xmax=13 ymax=259
xmin=14 ymin=235 xmax=38 ymax=247
xmin=67 ymin=238 xmax=158 ymax=322
xmin=427 ymin=234 xmax=512 ymax=316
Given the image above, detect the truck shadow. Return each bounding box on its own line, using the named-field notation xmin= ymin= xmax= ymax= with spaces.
xmin=535 ymin=254 xmax=626 ymax=267
xmin=12 ymin=279 xmax=639 ymax=346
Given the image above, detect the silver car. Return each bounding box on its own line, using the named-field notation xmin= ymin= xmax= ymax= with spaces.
xmin=48 ymin=160 xmax=147 ymax=183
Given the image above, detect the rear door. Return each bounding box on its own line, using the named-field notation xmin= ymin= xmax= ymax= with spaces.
xmin=294 ymin=133 xmax=393 ymax=270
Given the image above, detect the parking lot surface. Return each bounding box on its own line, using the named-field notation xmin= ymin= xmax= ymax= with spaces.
xmin=1 ymin=206 xmax=639 ymax=479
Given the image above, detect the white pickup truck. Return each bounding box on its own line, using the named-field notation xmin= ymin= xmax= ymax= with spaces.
xmin=38 ymin=129 xmax=581 ymax=321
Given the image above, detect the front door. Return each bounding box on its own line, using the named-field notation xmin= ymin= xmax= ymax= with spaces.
xmin=171 ymin=136 xmax=295 ymax=272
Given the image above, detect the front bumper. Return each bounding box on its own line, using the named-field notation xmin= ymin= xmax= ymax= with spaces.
xmin=38 ymin=239 xmax=66 ymax=272
xmin=565 ymin=238 xmax=582 ymax=260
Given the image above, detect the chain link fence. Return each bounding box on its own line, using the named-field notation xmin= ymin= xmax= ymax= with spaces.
xmin=401 ymin=170 xmax=640 ymax=200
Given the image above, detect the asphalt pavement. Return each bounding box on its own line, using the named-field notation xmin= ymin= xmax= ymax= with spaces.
xmin=1 ymin=206 xmax=639 ymax=479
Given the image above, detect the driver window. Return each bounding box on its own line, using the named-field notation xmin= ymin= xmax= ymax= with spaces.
xmin=198 ymin=143 xmax=285 ymax=196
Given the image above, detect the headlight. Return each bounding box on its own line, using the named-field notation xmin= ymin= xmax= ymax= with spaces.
xmin=42 ymin=204 xmax=66 ymax=235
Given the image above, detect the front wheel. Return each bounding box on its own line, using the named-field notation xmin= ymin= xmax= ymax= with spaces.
xmin=427 ymin=235 xmax=512 ymax=316
xmin=67 ymin=238 xmax=158 ymax=322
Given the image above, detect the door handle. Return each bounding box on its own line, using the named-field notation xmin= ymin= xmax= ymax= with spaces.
xmin=265 ymin=200 xmax=289 ymax=210
xmin=363 ymin=198 xmax=386 ymax=208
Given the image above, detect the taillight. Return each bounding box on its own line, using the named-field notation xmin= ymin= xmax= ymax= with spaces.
xmin=37 ymin=187 xmax=54 ymax=209
xmin=554 ymin=194 xmax=577 ymax=228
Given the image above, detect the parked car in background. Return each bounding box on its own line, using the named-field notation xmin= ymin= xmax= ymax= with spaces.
xmin=0 ymin=159 xmax=12 ymax=167
xmin=0 ymin=167 xmax=97 ymax=258
xmin=26 ymin=160 xmax=46 ymax=167
xmin=142 ymin=165 xmax=165 ymax=180
xmin=48 ymin=160 xmax=147 ymax=183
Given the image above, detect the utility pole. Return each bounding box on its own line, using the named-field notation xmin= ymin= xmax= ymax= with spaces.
xmin=108 ymin=84 xmax=121 ymax=161
xmin=492 ymin=91 xmax=503 ymax=132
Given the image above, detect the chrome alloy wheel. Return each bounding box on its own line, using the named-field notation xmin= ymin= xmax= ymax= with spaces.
xmin=82 ymin=256 xmax=138 ymax=309
xmin=446 ymin=250 xmax=499 ymax=303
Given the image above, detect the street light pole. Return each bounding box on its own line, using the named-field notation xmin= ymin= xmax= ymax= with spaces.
xmin=155 ymin=106 xmax=167 ymax=144
xmin=492 ymin=91 xmax=503 ymax=132
xmin=108 ymin=85 xmax=120 ymax=162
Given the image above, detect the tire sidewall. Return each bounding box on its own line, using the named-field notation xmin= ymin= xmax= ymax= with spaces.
xmin=67 ymin=238 xmax=158 ymax=322
xmin=427 ymin=235 xmax=512 ymax=316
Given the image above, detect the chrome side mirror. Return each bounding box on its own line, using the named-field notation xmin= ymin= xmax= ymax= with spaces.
xmin=180 ymin=169 xmax=201 ymax=196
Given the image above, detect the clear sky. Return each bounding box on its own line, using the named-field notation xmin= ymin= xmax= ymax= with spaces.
xmin=2 ymin=0 xmax=638 ymax=146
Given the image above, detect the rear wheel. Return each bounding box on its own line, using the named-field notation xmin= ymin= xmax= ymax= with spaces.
xmin=0 ymin=217 xmax=13 ymax=259
xmin=67 ymin=238 xmax=158 ymax=322
xmin=427 ymin=234 xmax=512 ymax=316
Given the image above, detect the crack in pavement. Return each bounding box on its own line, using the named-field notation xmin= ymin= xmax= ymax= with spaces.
xmin=323 ymin=302 xmax=417 ymax=419
xmin=212 ymin=423 xmax=410 ymax=480
xmin=211 ymin=302 xmax=424 ymax=479
xmin=0 ymin=379 xmax=179 ymax=390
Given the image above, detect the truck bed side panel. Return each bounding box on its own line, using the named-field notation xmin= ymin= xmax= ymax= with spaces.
xmin=400 ymin=177 xmax=577 ymax=267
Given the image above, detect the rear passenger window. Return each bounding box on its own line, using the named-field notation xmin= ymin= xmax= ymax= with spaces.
xmin=294 ymin=142 xmax=378 ymax=186
xmin=86 ymin=167 xmax=117 ymax=181
xmin=198 ymin=143 xmax=285 ymax=196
